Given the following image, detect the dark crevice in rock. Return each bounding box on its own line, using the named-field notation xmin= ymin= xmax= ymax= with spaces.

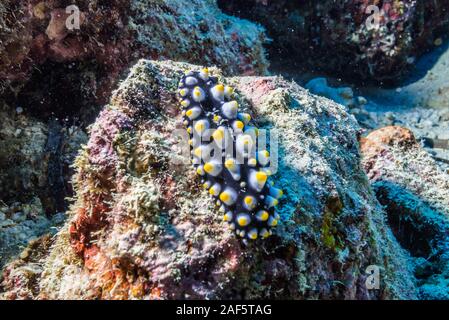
xmin=9 ymin=60 xmax=103 ymax=126
xmin=44 ymin=119 xmax=67 ymax=213
xmin=373 ymin=181 xmax=449 ymax=298
xmin=374 ymin=181 xmax=448 ymax=259
xmin=380 ymin=194 xmax=430 ymax=258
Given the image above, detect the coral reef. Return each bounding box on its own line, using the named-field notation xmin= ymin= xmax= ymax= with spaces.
xmin=1 ymin=60 xmax=418 ymax=299
xmin=361 ymin=126 xmax=449 ymax=299
xmin=0 ymin=0 xmax=268 ymax=270
xmin=0 ymin=0 xmax=268 ymax=120
xmin=219 ymin=0 xmax=449 ymax=84
xmin=0 ymin=235 xmax=54 ymax=299
xmin=130 ymin=0 xmax=268 ymax=76
xmin=301 ymin=57 xmax=449 ymax=166
xmin=1 ymin=0 xmax=448 ymax=302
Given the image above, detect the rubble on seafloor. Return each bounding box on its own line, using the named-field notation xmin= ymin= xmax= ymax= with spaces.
xmin=303 ymin=43 xmax=449 ymax=169
xmin=0 ymin=200 xmax=65 ymax=269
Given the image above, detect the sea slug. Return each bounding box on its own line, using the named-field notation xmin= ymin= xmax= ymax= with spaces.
xmin=177 ymin=68 xmax=283 ymax=241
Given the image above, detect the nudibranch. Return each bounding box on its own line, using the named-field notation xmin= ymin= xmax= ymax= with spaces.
xmin=177 ymin=68 xmax=283 ymax=241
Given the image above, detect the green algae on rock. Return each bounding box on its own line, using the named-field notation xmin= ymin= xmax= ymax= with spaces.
xmin=1 ymin=60 xmax=418 ymax=300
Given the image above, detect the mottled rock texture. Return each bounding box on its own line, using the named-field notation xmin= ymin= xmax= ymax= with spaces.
xmin=0 ymin=104 xmax=87 ymax=211
xmin=361 ymin=126 xmax=449 ymax=299
xmin=0 ymin=235 xmax=54 ymax=299
xmin=219 ymin=0 xmax=449 ymax=84
xmin=0 ymin=0 xmax=268 ymax=120
xmin=0 ymin=103 xmax=84 ymax=267
xmin=0 ymin=0 xmax=267 ymax=269
xmin=1 ymin=60 xmax=418 ymax=300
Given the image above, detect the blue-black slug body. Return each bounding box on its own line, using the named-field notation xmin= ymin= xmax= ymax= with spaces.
xmin=178 ymin=68 xmax=282 ymax=240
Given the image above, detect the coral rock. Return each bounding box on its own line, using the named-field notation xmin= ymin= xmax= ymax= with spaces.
xmin=1 ymin=60 xmax=419 ymax=299
xmin=219 ymin=0 xmax=449 ymax=83
xmin=46 ymin=8 xmax=85 ymax=41
xmin=361 ymin=126 xmax=417 ymax=158
xmin=1 ymin=0 xmax=268 ymax=119
xmin=361 ymin=126 xmax=449 ymax=299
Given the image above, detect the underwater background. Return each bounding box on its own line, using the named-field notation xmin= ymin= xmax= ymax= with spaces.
xmin=0 ymin=0 xmax=449 ymax=300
